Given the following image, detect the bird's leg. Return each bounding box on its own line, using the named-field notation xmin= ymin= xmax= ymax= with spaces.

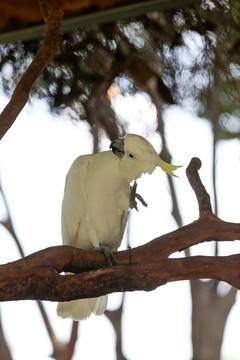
xmin=95 ymin=245 xmax=116 ymax=267
xmin=128 ymin=245 xmax=132 ymax=265
xmin=129 ymin=181 xmax=148 ymax=211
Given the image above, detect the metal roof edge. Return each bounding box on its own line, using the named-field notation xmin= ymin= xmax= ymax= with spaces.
xmin=0 ymin=0 xmax=201 ymax=44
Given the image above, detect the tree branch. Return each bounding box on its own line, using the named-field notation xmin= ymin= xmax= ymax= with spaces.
xmin=0 ymin=248 xmax=240 ymax=301
xmin=186 ymin=157 xmax=212 ymax=216
xmin=105 ymin=294 xmax=127 ymax=360
xmin=0 ymin=312 xmax=12 ymax=360
xmin=0 ymin=157 xmax=239 ymax=302
xmin=0 ymin=0 xmax=63 ymax=140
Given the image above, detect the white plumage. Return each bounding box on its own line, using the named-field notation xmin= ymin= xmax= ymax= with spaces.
xmin=57 ymin=134 xmax=180 ymax=320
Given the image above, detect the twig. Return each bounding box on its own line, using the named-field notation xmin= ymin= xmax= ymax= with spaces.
xmin=0 ymin=178 xmax=59 ymax=353
xmin=0 ymin=180 xmax=24 ymax=257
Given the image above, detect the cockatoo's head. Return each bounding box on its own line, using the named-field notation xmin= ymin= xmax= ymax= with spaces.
xmin=110 ymin=134 xmax=181 ymax=183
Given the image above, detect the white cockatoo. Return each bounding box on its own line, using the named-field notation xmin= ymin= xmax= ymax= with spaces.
xmin=57 ymin=133 xmax=180 ymax=320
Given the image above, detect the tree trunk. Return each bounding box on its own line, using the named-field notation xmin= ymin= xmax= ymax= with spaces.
xmin=191 ymin=279 xmax=237 ymax=360
xmin=0 ymin=313 xmax=12 ymax=360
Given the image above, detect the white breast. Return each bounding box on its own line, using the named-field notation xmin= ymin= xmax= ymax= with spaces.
xmin=61 ymin=151 xmax=130 ymax=251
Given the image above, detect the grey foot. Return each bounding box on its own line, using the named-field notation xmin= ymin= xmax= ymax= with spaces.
xmin=130 ymin=181 xmax=148 ymax=211
xmin=95 ymin=245 xmax=116 ymax=267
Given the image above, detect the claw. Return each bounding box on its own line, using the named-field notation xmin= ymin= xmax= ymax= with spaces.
xmin=95 ymin=245 xmax=116 ymax=267
xmin=130 ymin=181 xmax=148 ymax=211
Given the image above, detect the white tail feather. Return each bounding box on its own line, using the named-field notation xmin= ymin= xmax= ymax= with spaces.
xmin=57 ymin=295 xmax=108 ymax=321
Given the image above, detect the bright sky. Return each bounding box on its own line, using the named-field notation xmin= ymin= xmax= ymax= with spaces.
xmin=0 ymin=92 xmax=240 ymax=360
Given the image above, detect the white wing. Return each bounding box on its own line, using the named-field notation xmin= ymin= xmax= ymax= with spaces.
xmin=61 ymin=151 xmax=129 ymax=251
xmin=58 ymin=151 xmax=129 ymax=320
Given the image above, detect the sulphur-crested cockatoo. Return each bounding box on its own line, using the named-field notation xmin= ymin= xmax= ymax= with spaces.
xmin=57 ymin=133 xmax=180 ymax=320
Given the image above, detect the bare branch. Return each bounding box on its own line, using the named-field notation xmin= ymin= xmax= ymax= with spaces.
xmin=186 ymin=157 xmax=212 ymax=216
xmin=0 ymin=250 xmax=240 ymax=302
xmin=51 ymin=321 xmax=79 ymax=360
xmin=0 ymin=178 xmax=25 ymax=257
xmin=0 ymin=0 xmax=63 ymax=140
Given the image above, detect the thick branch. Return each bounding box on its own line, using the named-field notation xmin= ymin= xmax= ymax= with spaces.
xmin=0 ymin=0 xmax=63 ymax=140
xmin=0 ymin=250 xmax=239 ymax=302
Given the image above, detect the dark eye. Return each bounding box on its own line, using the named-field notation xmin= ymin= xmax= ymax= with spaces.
xmin=128 ymin=153 xmax=134 ymax=158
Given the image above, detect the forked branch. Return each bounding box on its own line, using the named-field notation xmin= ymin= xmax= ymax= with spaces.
xmin=0 ymin=157 xmax=239 ymax=301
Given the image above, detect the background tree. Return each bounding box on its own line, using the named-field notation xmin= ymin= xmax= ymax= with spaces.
xmin=0 ymin=0 xmax=240 ymax=359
